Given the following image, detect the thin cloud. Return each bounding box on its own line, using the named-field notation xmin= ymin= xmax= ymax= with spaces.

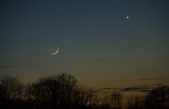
xmin=140 ymin=78 xmax=157 ymax=81
xmin=92 ymin=87 xmax=119 ymax=93
xmin=121 ymin=86 xmax=152 ymax=92
xmin=120 ymin=84 xmax=165 ymax=92
xmin=85 ymin=84 xmax=167 ymax=95
xmin=126 ymin=78 xmax=157 ymax=82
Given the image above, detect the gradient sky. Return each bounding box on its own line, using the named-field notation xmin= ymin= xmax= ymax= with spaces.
xmin=1 ymin=0 xmax=169 ymax=88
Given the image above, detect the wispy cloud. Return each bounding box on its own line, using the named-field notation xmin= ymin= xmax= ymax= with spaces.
xmin=126 ymin=78 xmax=157 ymax=82
xmin=93 ymin=84 xmax=167 ymax=94
xmin=140 ymin=78 xmax=157 ymax=81
xmin=92 ymin=87 xmax=119 ymax=93
xmin=120 ymin=85 xmax=153 ymax=92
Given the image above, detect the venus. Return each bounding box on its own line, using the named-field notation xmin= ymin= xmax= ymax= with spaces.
xmin=126 ymin=16 xmax=129 ymax=19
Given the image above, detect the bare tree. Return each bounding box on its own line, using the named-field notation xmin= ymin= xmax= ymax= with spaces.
xmin=25 ymin=73 xmax=79 ymax=109
xmin=0 ymin=75 xmax=24 ymax=109
xmin=101 ymin=90 xmax=122 ymax=109
xmin=125 ymin=95 xmax=145 ymax=109
xmin=145 ymin=86 xmax=169 ymax=109
xmin=0 ymin=75 xmax=24 ymax=100
xmin=110 ymin=90 xmax=122 ymax=109
xmin=73 ymin=87 xmax=96 ymax=108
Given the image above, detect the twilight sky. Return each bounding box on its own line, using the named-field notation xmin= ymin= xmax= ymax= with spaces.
xmin=0 ymin=0 xmax=169 ymax=88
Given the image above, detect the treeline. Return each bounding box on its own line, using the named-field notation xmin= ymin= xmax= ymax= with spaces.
xmin=0 ymin=73 xmax=169 ymax=109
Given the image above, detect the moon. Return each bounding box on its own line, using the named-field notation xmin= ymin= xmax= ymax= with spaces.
xmin=51 ymin=48 xmax=59 ymax=55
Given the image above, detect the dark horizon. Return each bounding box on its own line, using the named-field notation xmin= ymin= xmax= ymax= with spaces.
xmin=0 ymin=73 xmax=169 ymax=109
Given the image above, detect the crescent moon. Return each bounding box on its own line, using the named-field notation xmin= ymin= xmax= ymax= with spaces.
xmin=51 ymin=48 xmax=59 ymax=55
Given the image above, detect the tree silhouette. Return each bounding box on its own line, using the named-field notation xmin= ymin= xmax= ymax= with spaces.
xmin=108 ymin=90 xmax=123 ymax=109
xmin=25 ymin=73 xmax=79 ymax=109
xmin=125 ymin=95 xmax=145 ymax=109
xmin=101 ymin=90 xmax=122 ymax=109
xmin=0 ymin=75 xmax=24 ymax=109
xmin=145 ymin=86 xmax=169 ymax=109
xmin=0 ymin=74 xmax=169 ymax=109
xmin=0 ymin=75 xmax=23 ymax=99
xmin=73 ymin=87 xmax=96 ymax=109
